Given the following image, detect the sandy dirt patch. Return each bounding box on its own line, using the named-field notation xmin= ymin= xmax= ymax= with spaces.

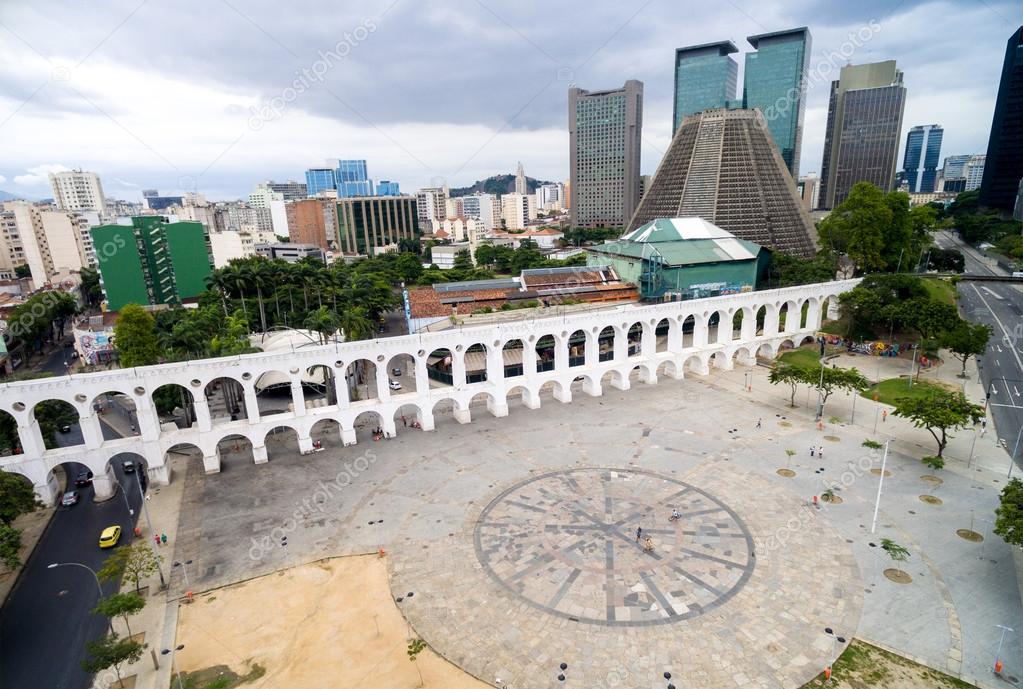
xmin=175 ymin=555 xmax=490 ymax=689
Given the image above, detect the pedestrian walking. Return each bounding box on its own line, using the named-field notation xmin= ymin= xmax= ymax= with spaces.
xmin=154 ymin=534 xmax=161 ymax=547
xmin=636 ymin=526 xmax=642 ymax=542
xmin=882 ymin=410 xmax=887 ymax=423
xmin=756 ymin=418 xmax=762 ymax=429
xmin=810 ymin=446 xmax=815 ymax=457
xmin=401 ymin=415 xmax=407 ymax=428
xmin=161 ymin=533 xmax=167 ymax=545
xmin=818 ymin=446 xmax=824 ymax=459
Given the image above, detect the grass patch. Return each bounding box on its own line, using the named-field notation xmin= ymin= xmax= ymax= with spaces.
xmin=800 ymin=639 xmax=978 ymax=688
xmin=180 ymin=662 xmax=266 ymax=689
xmin=861 ymin=377 xmax=949 ymax=405
xmin=920 ymin=277 xmax=957 ymax=306
xmin=778 ymin=348 xmax=823 ymax=367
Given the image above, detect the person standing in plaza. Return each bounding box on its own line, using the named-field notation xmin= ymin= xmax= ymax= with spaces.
xmin=810 ymin=446 xmax=815 ymax=457
xmin=636 ymin=526 xmax=642 ymax=542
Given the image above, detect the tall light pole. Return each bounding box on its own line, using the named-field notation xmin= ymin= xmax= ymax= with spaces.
xmin=1008 ymin=425 xmax=1022 ymax=480
xmin=173 ymin=560 xmax=193 ymax=589
xmin=48 ymin=562 xmax=111 ymax=632
xmin=994 ymin=625 xmax=1013 ymax=673
xmin=128 ymin=460 xmax=166 ymax=588
xmin=161 ymin=644 xmax=186 ymax=689
xmin=870 ymin=441 xmax=890 ymax=534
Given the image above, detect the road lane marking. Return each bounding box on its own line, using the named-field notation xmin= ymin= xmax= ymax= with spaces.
xmin=982 ymin=286 xmax=1004 ymax=300
xmin=970 ymin=283 xmax=1023 ymax=375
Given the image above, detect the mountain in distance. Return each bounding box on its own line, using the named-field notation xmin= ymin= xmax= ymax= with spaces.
xmin=0 ymin=190 xmax=28 ymax=202
xmin=448 ymin=173 xmax=555 ymax=198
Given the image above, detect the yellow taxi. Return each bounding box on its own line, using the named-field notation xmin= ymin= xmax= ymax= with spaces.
xmin=98 ymin=525 xmax=122 ymax=549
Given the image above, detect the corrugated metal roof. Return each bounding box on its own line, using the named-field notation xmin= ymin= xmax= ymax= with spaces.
xmin=589 ymin=237 xmax=761 ymax=267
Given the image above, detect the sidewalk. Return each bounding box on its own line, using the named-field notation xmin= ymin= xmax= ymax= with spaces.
xmin=89 ymin=453 xmax=190 ymax=689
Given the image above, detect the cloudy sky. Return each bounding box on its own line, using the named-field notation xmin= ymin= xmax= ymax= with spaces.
xmin=0 ymin=0 xmax=1019 ymax=201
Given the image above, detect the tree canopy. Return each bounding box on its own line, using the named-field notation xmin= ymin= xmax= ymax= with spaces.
xmin=939 ymin=321 xmax=992 ymax=375
xmin=114 ymin=304 xmax=159 ymax=368
xmin=892 ymin=388 xmax=984 ymax=458
xmin=994 ymin=478 xmax=1023 ymax=547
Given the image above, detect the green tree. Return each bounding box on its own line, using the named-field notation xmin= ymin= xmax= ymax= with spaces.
xmin=880 ymin=538 xmax=910 ymax=564
xmin=407 ymin=638 xmax=426 ymax=688
xmin=98 ymin=542 xmax=163 ymax=595
xmin=114 ymin=304 xmax=159 ymax=367
xmin=93 ymin=592 xmax=146 ymax=637
xmin=394 ymin=251 xmax=423 ymax=283
xmin=79 ymin=267 xmax=103 ymax=308
xmin=994 ymin=478 xmax=1023 ymax=547
xmin=769 ymin=363 xmax=811 ymax=407
xmin=0 ymin=471 xmax=40 ymax=525
xmin=338 ymin=306 xmax=373 ymax=342
xmin=940 ymin=320 xmax=992 ymax=376
xmin=304 ymin=306 xmax=340 ymax=345
xmin=80 ymin=633 xmax=145 ymax=689
xmin=209 ymin=310 xmax=254 ymax=356
xmin=892 ymin=389 xmax=984 ymax=458
xmin=453 ymin=249 xmax=474 ymax=271
xmin=817 ymin=182 xmax=891 ymax=272
xmin=0 ymin=523 xmax=23 ymax=569
xmin=809 ymin=365 xmax=870 ymax=416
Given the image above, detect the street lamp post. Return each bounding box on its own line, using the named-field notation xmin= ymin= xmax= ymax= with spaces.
xmin=128 ymin=462 xmax=166 ymax=588
xmin=994 ymin=625 xmax=1014 ymax=673
xmin=48 ymin=562 xmax=111 ymax=632
xmin=173 ymin=560 xmax=193 ymax=588
xmin=1008 ymin=425 xmax=1023 ymax=480
xmin=870 ymin=441 xmax=890 ymax=534
xmin=161 ymin=644 xmax=186 ymax=689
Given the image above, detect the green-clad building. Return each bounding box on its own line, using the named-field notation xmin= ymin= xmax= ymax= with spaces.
xmin=90 ymin=216 xmax=214 ymax=311
xmin=586 ymin=217 xmax=769 ymax=301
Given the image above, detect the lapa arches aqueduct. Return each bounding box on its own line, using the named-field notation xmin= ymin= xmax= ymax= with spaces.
xmin=0 ymin=280 xmax=852 ymax=506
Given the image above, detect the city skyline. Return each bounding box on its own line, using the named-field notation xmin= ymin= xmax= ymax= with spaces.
xmin=0 ymin=0 xmax=1017 ymax=200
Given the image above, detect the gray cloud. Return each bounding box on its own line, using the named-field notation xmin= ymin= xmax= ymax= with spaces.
xmin=0 ymin=0 xmax=1020 ymax=197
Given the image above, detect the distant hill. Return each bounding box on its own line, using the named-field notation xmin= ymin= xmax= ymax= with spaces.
xmin=0 ymin=190 xmax=26 ymax=202
xmin=448 ymin=174 xmax=555 ymax=198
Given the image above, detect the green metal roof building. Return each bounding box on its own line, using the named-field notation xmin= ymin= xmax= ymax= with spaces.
xmin=585 ymin=217 xmax=769 ymax=300
xmin=90 ymin=216 xmax=214 ymax=311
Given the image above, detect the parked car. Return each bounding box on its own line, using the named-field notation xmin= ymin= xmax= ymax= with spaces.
xmin=60 ymin=424 xmax=71 ymax=433
xmin=388 ymin=379 xmax=402 ymax=391
xmin=391 ymin=367 xmax=402 ymax=377
xmin=60 ymin=490 xmax=80 ymax=507
xmin=98 ymin=525 xmax=122 ymax=549
xmin=121 ymin=460 xmax=135 ymax=474
xmin=74 ymin=471 xmax=93 ymax=486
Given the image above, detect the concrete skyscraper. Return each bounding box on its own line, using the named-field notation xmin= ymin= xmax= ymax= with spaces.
xmin=902 ymin=124 xmax=944 ymax=193
xmin=568 ymin=80 xmax=644 ymax=228
xmin=742 ymin=27 xmax=811 ymax=179
xmin=979 ymin=26 xmax=1023 ymax=212
xmin=515 ymin=162 xmax=527 ymax=195
xmin=672 ymin=41 xmax=738 ymax=133
xmin=819 ymin=60 xmax=907 ymax=209
xmin=628 ymin=108 xmax=816 ymax=257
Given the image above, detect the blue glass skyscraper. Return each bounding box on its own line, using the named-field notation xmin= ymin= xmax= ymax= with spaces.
xmin=376 ymin=180 xmax=400 ymax=196
xmin=742 ymin=27 xmax=811 ymax=178
xmin=305 ymin=168 xmax=336 ymax=196
xmin=334 ymin=159 xmax=373 ymax=197
xmin=672 ymin=42 xmax=738 ymax=133
xmin=902 ymin=124 xmax=944 ymax=193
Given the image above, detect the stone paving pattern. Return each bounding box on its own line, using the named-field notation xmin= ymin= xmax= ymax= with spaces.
xmin=170 ymin=357 xmax=1023 ymax=688
xmin=394 ymin=464 xmax=861 ymax=689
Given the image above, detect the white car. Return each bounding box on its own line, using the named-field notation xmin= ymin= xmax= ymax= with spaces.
xmin=388 ymin=379 xmax=402 ymax=391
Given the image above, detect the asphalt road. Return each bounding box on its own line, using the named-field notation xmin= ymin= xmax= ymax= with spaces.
xmin=936 ymin=231 xmax=1023 ymax=474
xmin=0 ymin=407 xmax=147 ymax=689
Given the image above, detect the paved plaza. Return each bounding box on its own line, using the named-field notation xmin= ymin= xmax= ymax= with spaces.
xmin=169 ymin=354 xmax=1023 ymax=689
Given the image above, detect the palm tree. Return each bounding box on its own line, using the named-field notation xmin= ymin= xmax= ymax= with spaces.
xmin=205 ymin=272 xmax=231 ymax=317
xmin=338 ymin=306 xmax=373 ymax=342
xmin=304 ymin=306 xmax=340 ymax=345
xmin=248 ymin=260 xmax=270 ymax=334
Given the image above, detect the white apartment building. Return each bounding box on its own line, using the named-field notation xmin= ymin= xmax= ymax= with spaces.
xmin=536 ymin=183 xmax=564 ymax=211
xmin=965 ymin=155 xmax=986 ymax=192
xmin=248 ymin=183 xmax=284 ymax=209
xmin=48 ymin=170 xmax=106 ymax=212
xmin=4 ymin=202 xmax=91 ymax=286
xmin=0 ymin=211 xmax=25 ymax=279
xmin=416 ymin=187 xmax=448 ymax=223
xmin=459 ymin=193 xmax=499 ymax=231
xmin=225 ymin=204 xmax=274 ymax=233
xmin=269 ymin=199 xmax=289 ymax=236
xmin=500 ymin=193 xmax=537 ymax=230
xmin=208 ymin=230 xmax=257 ymax=268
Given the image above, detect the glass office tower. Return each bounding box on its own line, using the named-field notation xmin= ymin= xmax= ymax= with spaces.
xmin=742 ymin=27 xmax=811 ymax=179
xmin=334 ymin=159 xmax=373 ymax=197
xmin=902 ymin=124 xmax=944 ymax=193
xmin=672 ymin=41 xmax=738 ymax=134
xmin=305 ymin=168 xmax=336 ymax=196
xmin=979 ymin=26 xmax=1023 ymax=212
